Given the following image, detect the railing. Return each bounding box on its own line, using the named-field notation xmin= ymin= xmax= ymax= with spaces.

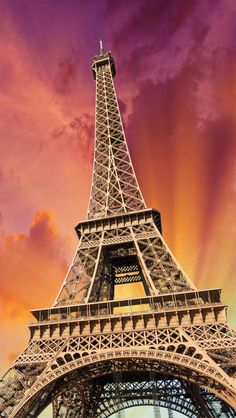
xmin=30 ymin=288 xmax=224 ymax=325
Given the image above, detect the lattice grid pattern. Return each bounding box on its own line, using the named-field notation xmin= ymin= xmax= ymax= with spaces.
xmin=88 ymin=56 xmax=146 ymax=219
xmin=0 ymin=48 xmax=236 ymax=418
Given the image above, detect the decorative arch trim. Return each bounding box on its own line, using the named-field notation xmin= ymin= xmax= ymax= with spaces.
xmin=11 ymin=348 xmax=236 ymax=417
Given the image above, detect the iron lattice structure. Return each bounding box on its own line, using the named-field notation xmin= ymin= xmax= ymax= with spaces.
xmin=1 ymin=47 xmax=236 ymax=418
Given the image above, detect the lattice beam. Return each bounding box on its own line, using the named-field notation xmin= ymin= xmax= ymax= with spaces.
xmin=1 ymin=47 xmax=236 ymax=418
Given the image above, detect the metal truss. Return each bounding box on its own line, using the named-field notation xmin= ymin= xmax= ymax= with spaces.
xmin=88 ymin=51 xmax=146 ymax=219
xmin=52 ymin=373 xmax=234 ymax=418
xmin=1 ymin=296 xmax=236 ymax=416
xmin=1 ymin=48 xmax=236 ymax=417
xmin=54 ymin=209 xmax=194 ymax=305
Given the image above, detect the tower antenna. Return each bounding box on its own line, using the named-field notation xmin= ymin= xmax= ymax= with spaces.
xmin=100 ymin=39 xmax=104 ymax=55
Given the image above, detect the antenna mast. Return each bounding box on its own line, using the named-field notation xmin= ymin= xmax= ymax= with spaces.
xmin=99 ymin=39 xmax=104 ymax=55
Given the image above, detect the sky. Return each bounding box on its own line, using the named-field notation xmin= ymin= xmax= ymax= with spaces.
xmin=0 ymin=0 xmax=236 ymax=416
xmin=39 ymin=405 xmax=184 ymax=418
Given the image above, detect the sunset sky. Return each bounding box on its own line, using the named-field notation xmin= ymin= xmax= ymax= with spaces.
xmin=0 ymin=1 xmax=236 ymax=416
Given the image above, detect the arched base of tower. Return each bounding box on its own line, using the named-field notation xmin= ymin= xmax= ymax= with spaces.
xmin=7 ymin=355 xmax=236 ymax=417
xmin=52 ymin=371 xmax=235 ymax=418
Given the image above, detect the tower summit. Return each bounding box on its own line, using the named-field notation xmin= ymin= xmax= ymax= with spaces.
xmin=92 ymin=41 xmax=116 ymax=79
xmin=0 ymin=46 xmax=236 ymax=418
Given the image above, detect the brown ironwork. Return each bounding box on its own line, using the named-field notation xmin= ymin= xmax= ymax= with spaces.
xmin=0 ymin=45 xmax=236 ymax=418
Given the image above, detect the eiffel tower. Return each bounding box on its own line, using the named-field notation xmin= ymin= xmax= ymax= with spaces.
xmin=1 ymin=43 xmax=236 ymax=418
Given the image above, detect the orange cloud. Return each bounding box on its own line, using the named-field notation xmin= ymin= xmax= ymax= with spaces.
xmin=0 ymin=211 xmax=71 ymax=372
xmin=0 ymin=211 xmax=69 ymax=315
